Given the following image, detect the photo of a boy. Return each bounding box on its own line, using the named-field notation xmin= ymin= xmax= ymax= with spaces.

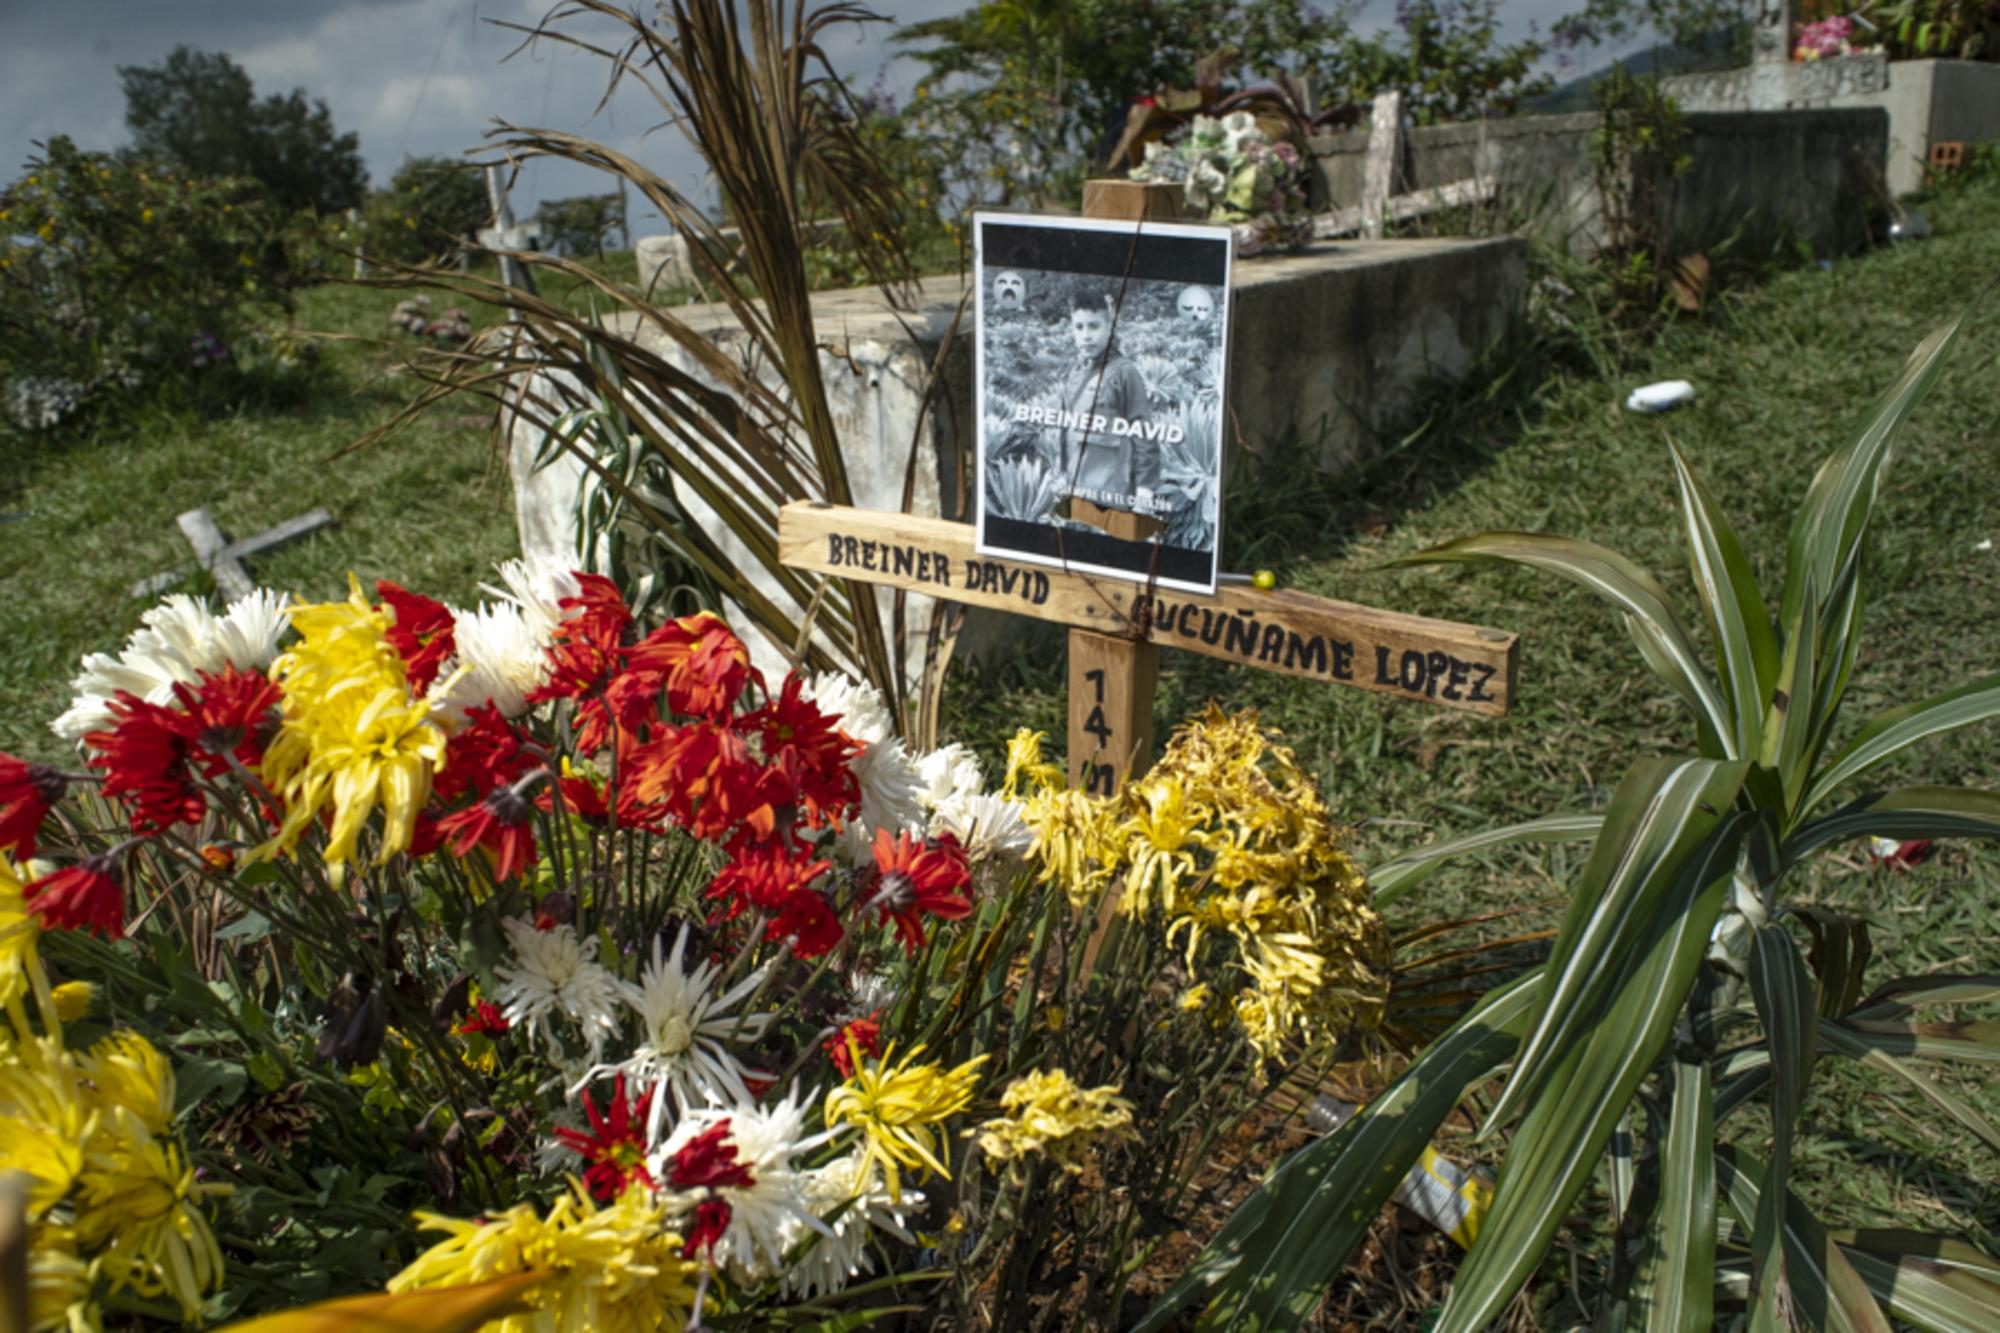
xmin=1057 ymin=286 xmax=1159 ymax=514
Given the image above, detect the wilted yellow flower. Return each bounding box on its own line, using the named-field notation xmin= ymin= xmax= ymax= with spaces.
xmin=80 ymin=1029 xmax=174 ymax=1136
xmin=256 ymin=574 xmax=450 ymax=866
xmin=74 ymin=1106 xmax=228 ymax=1317
xmin=976 ymin=1069 xmax=1135 ymax=1181
xmin=2 ymin=850 xmax=58 ymax=1033
xmin=824 ymin=1041 xmax=987 ymax=1201
xmin=1018 ymin=787 xmax=1122 ymax=909
xmin=0 ymin=1041 xmax=91 ymax=1218
xmin=1001 ymin=728 xmax=1063 ymax=796
xmin=391 ymin=1183 xmax=696 ymax=1333
xmin=26 ymin=1220 xmax=95 ymax=1333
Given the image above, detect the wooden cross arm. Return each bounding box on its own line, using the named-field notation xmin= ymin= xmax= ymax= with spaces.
xmin=777 ymin=502 xmax=1518 ymax=716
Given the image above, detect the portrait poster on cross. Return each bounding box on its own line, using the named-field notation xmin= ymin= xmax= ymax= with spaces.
xmin=973 ymin=212 xmax=1232 ymax=595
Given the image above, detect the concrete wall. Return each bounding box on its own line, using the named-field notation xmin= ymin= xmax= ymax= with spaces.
xmin=1308 ymin=105 xmax=1888 ymax=259
xmin=511 ymin=236 xmax=1526 ymax=675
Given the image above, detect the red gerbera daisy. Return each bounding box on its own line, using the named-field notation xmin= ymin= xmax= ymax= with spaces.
xmin=865 ymin=828 xmax=974 ymax=954
xmin=0 ymin=752 xmax=68 ymax=859
xmin=628 ymin=721 xmax=790 ymax=847
xmin=705 ymin=845 xmax=843 ymax=958
xmin=737 ymin=674 xmax=858 ymax=832
xmin=530 ymin=574 xmax=631 ymax=709
xmin=452 ymin=997 xmax=510 ymax=1037
xmin=434 ymin=704 xmax=537 ymax=804
xmin=26 ymin=849 xmax=129 ymax=936
xmin=625 ymin=612 xmax=753 ymax=722
xmin=85 ymin=694 xmax=204 ymax=834
xmin=175 ymin=666 xmax=283 ymax=773
xmin=826 ymin=1014 xmax=882 ymax=1079
xmin=436 ymin=786 xmax=539 ymax=882
xmin=555 ymin=1075 xmax=658 ymax=1203
xmin=377 ymin=580 xmax=457 ymax=694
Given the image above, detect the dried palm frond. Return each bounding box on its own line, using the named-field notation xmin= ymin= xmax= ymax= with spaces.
xmin=346 ymin=1 xmax=934 ymax=723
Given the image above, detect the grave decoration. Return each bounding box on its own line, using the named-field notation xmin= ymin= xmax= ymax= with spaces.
xmin=785 ymin=181 xmax=1517 ymax=799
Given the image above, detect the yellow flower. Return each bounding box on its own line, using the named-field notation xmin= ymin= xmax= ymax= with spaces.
xmin=0 ymin=1040 xmax=91 ymax=1219
xmin=74 ymin=1106 xmax=228 ymax=1317
xmin=51 ymin=980 xmax=96 ymax=1023
xmin=1018 ymin=787 xmax=1123 ymax=909
xmin=1001 ymin=728 xmax=1062 ymax=796
xmin=824 ymin=1041 xmax=987 ymax=1201
xmin=2 ymin=850 xmax=58 ymax=1034
xmin=975 ymin=1069 xmax=1134 ymax=1181
xmin=256 ymin=575 xmax=449 ymax=866
xmin=140 ymin=207 xmax=154 ymax=223
xmin=26 ymin=1220 xmax=96 ymax=1333
xmin=391 ymin=1183 xmax=696 ymax=1333
xmin=80 ymin=1029 xmax=174 ymax=1136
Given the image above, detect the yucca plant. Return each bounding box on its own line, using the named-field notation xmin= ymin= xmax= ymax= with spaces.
xmin=1145 ymin=305 xmax=2000 ymax=1329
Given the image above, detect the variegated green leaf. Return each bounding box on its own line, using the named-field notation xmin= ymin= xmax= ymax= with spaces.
xmin=1716 ymin=1147 xmax=1892 ymax=1333
xmin=1748 ymin=926 xmax=1818 ymax=1332
xmin=1801 ymin=674 xmax=2000 ymax=817
xmin=1758 ymin=563 xmax=1821 ymax=819
xmin=1141 ymin=973 xmax=1541 ymax=1332
xmin=1370 ymin=813 xmax=1605 ymax=907
xmin=1817 ymin=1021 xmax=2000 ymax=1150
xmin=1387 ymin=532 xmax=1732 ymax=752
xmin=1433 ymin=837 xmax=1735 ymax=1332
xmin=1836 ymin=1017 xmax=2000 ymax=1065
xmin=1781 ymin=787 xmax=2000 ymax=870
xmin=1633 ymin=1056 xmax=1716 ymax=1333
xmin=1835 ymin=1244 xmax=2000 ymax=1333
xmin=1849 ymin=974 xmax=2000 ymax=1021
xmin=1485 ymin=760 xmax=1747 ymax=1132
xmin=1796 ymin=906 xmax=1874 ymax=1017
xmin=1669 ymin=440 xmax=1779 ymax=760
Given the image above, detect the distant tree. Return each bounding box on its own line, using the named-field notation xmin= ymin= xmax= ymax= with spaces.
xmin=359 ymin=156 xmax=493 ymax=265
xmin=538 ymin=193 xmax=626 ymax=258
xmin=118 ymin=46 xmax=367 ymax=215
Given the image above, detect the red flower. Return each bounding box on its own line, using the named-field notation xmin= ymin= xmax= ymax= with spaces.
xmin=530 ymin=574 xmax=631 ymax=712
xmin=436 ymin=787 xmax=538 ymax=882
xmin=408 ymin=810 xmax=444 ymax=859
xmin=453 ymin=998 xmax=510 ymax=1037
xmin=827 ymin=1014 xmax=882 ymax=1079
xmin=1873 ymin=838 xmax=1934 ymax=872
xmin=629 ymin=722 xmax=788 ymax=846
xmin=26 ymin=851 xmax=127 ymax=936
xmin=85 ymin=694 xmax=204 ymax=834
xmin=377 ymin=580 xmax=457 ymax=694
xmin=669 ymin=1119 xmax=755 ymax=1191
xmin=0 ymin=752 xmax=67 ymax=859
xmin=706 ymin=846 xmax=843 ymax=958
xmin=737 ymin=674 xmax=858 ymax=832
xmin=555 ymin=1075 xmax=657 ymax=1203
xmin=625 ymin=612 xmax=753 ymax=722
xmin=435 ymin=705 xmax=537 ymax=803
xmin=573 ymin=665 xmax=665 ymax=754
xmin=685 ymin=1197 xmax=733 ymax=1258
xmin=865 ymin=828 xmax=973 ymax=954
xmin=176 ymin=666 xmax=282 ymax=772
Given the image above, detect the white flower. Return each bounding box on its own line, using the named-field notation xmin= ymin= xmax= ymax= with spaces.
xmin=1221 ymin=109 xmax=1263 ymax=154
xmin=1187 ymin=158 xmax=1230 ymax=211
xmin=853 ymin=737 xmax=926 ymax=835
xmin=485 ymin=554 xmax=582 ymax=641
xmin=802 ymin=671 xmax=893 ymax=745
xmin=573 ymin=925 xmax=772 ymax=1146
xmin=784 ymin=1150 xmax=921 ymax=1299
xmin=653 ymin=1089 xmax=831 ymax=1279
xmin=915 ymin=743 xmax=984 ymax=814
xmin=493 ymin=917 xmax=623 ymax=1060
xmin=51 ymin=590 xmax=291 ymax=740
xmin=935 ymin=791 xmax=1034 ymax=863
xmin=431 ymin=600 xmax=550 ymax=720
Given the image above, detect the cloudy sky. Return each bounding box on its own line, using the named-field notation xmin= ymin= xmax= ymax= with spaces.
xmin=4 ymin=0 xmax=1612 ymax=231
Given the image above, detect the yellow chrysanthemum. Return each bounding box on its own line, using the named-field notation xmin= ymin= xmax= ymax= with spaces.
xmin=1018 ymin=787 xmax=1123 ymax=909
xmin=256 ymin=574 xmax=449 ymax=866
xmin=26 ymin=1220 xmax=96 ymax=1333
xmin=74 ymin=1105 xmax=228 ymax=1317
xmin=1 ymin=850 xmax=59 ymax=1037
xmin=50 ymin=980 xmax=96 ymax=1024
xmin=390 ymin=1183 xmax=696 ymax=1333
xmin=975 ymin=1069 xmax=1135 ymax=1182
xmin=80 ymin=1029 xmax=175 ymax=1137
xmin=1001 ymin=728 xmax=1063 ymax=797
xmin=823 ymin=1041 xmax=987 ymax=1201
xmin=0 ymin=1040 xmax=92 ymax=1219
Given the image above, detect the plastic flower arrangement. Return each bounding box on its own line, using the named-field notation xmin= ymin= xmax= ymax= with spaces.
xmin=6 ymin=558 xmax=1394 ymax=1328
xmin=1795 ymin=14 xmax=1862 ymax=60
xmin=1128 ymin=110 xmax=1315 ymax=256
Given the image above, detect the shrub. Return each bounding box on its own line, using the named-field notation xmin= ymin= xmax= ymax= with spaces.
xmin=0 ymin=136 xmax=299 ymax=436
xmin=358 ymin=155 xmax=491 ymax=266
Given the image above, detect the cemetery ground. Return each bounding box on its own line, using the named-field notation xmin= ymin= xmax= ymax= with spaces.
xmin=3 ymin=171 xmax=1997 ymax=1320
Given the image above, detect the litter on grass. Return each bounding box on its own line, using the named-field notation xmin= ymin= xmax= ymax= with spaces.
xmin=1625 ymin=380 xmax=1695 ymax=414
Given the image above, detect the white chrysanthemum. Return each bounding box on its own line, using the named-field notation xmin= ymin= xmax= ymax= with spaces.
xmin=803 ymin=671 xmax=893 ymax=745
xmin=653 ymin=1089 xmax=832 ymax=1279
xmin=915 ymin=743 xmax=984 ymax=814
xmin=853 ymin=737 xmax=926 ymax=835
xmin=935 ymin=791 xmax=1034 ymax=863
xmin=493 ymin=918 xmax=623 ymax=1060
xmin=573 ymin=925 xmax=772 ymax=1146
xmin=431 ymin=600 xmax=551 ymax=720
xmin=485 ymin=554 xmax=582 ymax=641
xmin=784 ymin=1150 xmax=921 ymax=1299
xmin=51 ymin=590 xmax=291 ymax=740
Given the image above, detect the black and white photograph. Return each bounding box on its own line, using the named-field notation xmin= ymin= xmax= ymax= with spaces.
xmin=974 ymin=212 xmax=1232 ymax=595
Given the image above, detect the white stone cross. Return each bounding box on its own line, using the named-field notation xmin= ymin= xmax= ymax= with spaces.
xmin=129 ymin=507 xmax=335 ymax=601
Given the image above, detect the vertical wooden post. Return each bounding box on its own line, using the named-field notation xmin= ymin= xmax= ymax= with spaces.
xmin=1361 ymin=91 xmax=1405 ymax=240
xmin=1066 ymin=179 xmax=1182 ymax=795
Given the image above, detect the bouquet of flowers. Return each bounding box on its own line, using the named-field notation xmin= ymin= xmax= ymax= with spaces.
xmin=1795 ymin=13 xmax=1863 ymax=60
xmin=3 ymin=557 xmax=1394 ymax=1329
xmin=1129 ymin=111 xmax=1315 ymax=256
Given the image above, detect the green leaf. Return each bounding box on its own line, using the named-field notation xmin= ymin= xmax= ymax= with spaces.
xmin=1780 ymin=298 xmax=1982 ymax=635
xmin=1716 ymin=1146 xmax=1892 ymax=1333
xmin=1796 ymin=907 xmax=1874 ymax=1017
xmin=1668 ymin=439 xmax=1779 ymax=759
xmin=1370 ymin=813 xmax=1604 ymax=907
xmin=1134 ymin=972 xmax=1539 ymax=1332
xmin=1849 ymin=974 xmax=2000 ymax=1021
xmin=1801 ymin=674 xmax=2000 ymax=817
xmin=1835 ymin=1017 xmax=2000 ymax=1065
xmin=1757 ymin=561 xmax=1821 ymax=818
xmin=1632 ymin=1056 xmax=1716 ymax=1333
xmin=1387 ymin=532 xmax=1732 ymax=752
xmin=1817 ymin=1020 xmax=2000 ymax=1151
xmin=1485 ymin=759 xmax=1747 ymax=1132
xmin=1433 ymin=824 xmax=1735 ymax=1333
xmin=1748 ymin=926 xmax=1818 ymax=1331
xmin=172 ymin=1056 xmax=247 ymax=1116
xmin=1834 ymin=1243 xmax=2000 ymax=1333
xmin=1781 ymin=786 xmax=2000 ymax=869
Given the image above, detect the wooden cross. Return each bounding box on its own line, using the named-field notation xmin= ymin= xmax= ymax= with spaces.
xmin=130 ymin=507 xmax=335 ymax=601
xmin=1318 ymin=92 xmax=1497 ymax=241
xmin=777 ymin=180 xmax=1518 ymax=794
